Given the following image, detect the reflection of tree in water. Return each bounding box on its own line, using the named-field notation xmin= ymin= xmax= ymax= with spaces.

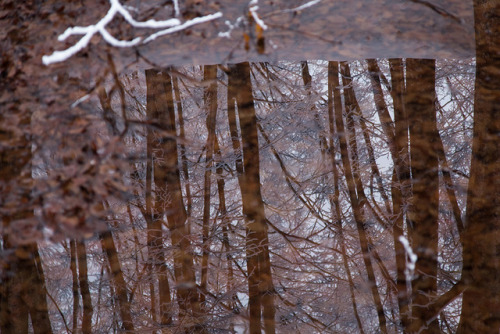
xmin=459 ymin=1 xmax=500 ymax=332
xmin=1 ymin=0 xmax=499 ymax=333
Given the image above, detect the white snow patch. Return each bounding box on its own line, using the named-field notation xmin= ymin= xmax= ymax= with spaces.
xmin=399 ymin=235 xmax=417 ymax=281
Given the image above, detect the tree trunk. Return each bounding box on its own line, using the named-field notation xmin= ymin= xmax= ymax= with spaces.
xmin=173 ymin=74 xmax=193 ymax=219
xmin=215 ymin=135 xmax=236 ymax=330
xmin=389 ymin=58 xmax=411 ymax=332
xmin=326 ymin=61 xmax=365 ymax=334
xmin=227 ymin=62 xmax=276 ymax=334
xmin=200 ymin=65 xmax=218 ymax=305
xmin=366 ymin=59 xmax=397 ymax=159
xmin=100 ymin=230 xmax=135 ymax=332
xmin=405 ymin=58 xmax=440 ymax=334
xmin=145 ymin=68 xmax=200 ymax=329
xmin=301 ymin=61 xmax=328 ymax=155
xmin=145 ymin=69 xmax=174 ymax=327
xmin=0 ymin=101 xmax=53 ymax=334
xmin=70 ymin=240 xmax=79 ymax=333
xmin=77 ymin=240 xmax=94 ymax=334
xmin=458 ymin=1 xmax=500 ymax=332
xmin=336 ymin=61 xmax=388 ymax=334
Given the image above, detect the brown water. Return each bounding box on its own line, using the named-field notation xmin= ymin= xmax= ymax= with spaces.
xmin=1 ymin=1 xmax=499 ymax=333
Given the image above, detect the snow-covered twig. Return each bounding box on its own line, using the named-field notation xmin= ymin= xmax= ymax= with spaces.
xmin=399 ymin=236 xmax=418 ymax=280
xmin=172 ymin=0 xmax=180 ymax=17
xmin=70 ymin=94 xmax=90 ymax=108
xmin=42 ymin=0 xmax=222 ymax=65
xmin=249 ymin=5 xmax=268 ymax=30
xmin=285 ymin=0 xmax=322 ymax=12
xmin=259 ymin=0 xmax=323 ymax=19
xmin=143 ymin=12 xmax=223 ymax=43
xmin=218 ymin=17 xmax=245 ymax=38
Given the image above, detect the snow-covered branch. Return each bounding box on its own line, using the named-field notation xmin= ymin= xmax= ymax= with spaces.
xmin=285 ymin=0 xmax=322 ymax=12
xmin=143 ymin=12 xmax=223 ymax=43
xmin=249 ymin=3 xmax=268 ymax=30
xmin=42 ymin=0 xmax=222 ymax=65
xmin=399 ymin=236 xmax=418 ymax=280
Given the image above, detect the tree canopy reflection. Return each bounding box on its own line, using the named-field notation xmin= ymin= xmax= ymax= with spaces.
xmin=1 ymin=1 xmax=499 ymax=333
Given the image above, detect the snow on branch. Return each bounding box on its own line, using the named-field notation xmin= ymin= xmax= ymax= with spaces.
xmin=42 ymin=0 xmax=222 ymax=65
xmin=249 ymin=3 xmax=268 ymax=30
xmin=399 ymin=236 xmax=417 ymax=280
xmin=143 ymin=12 xmax=223 ymax=43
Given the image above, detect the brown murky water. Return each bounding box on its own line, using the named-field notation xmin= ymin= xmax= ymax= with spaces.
xmin=1 ymin=1 xmax=499 ymax=333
